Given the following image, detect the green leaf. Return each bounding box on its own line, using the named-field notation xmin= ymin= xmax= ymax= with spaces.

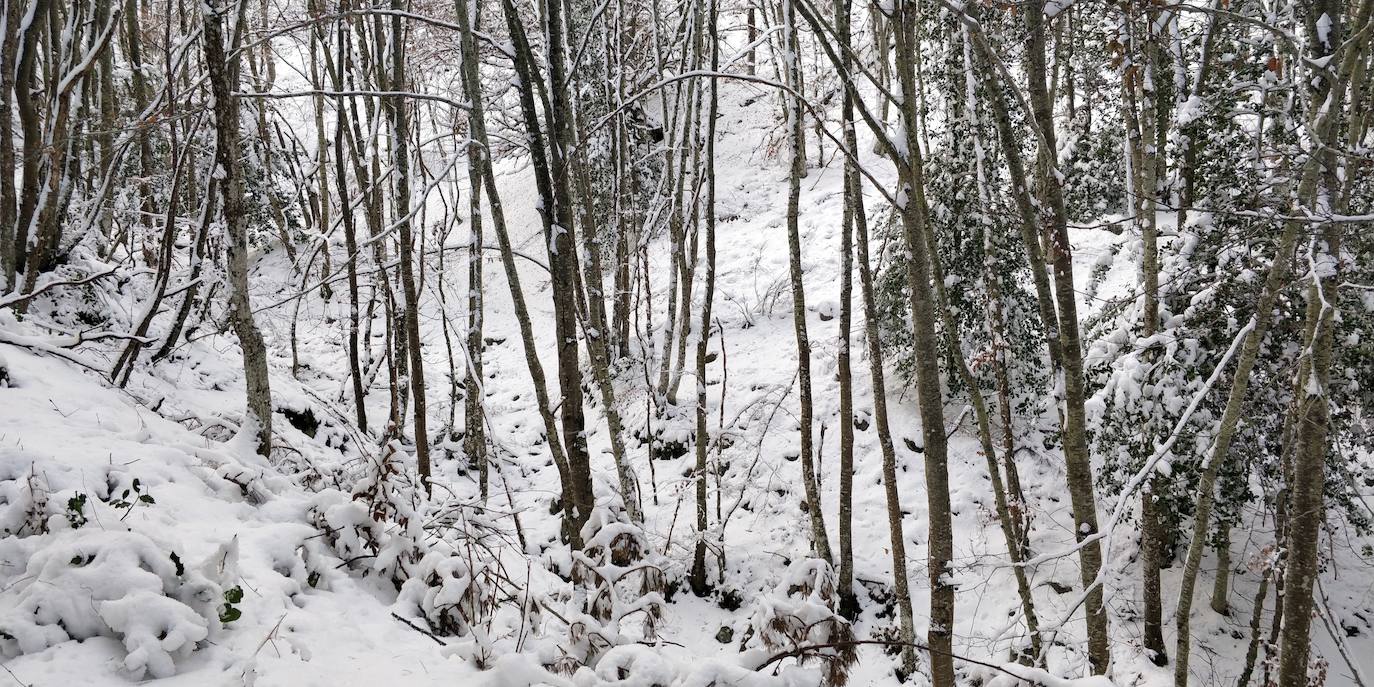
xmin=139 ymin=494 xmax=155 ymax=504
xmin=65 ymin=493 xmax=88 ymax=528
xmin=170 ymin=551 xmax=185 ymax=577
xmin=219 ymin=605 xmax=242 ymax=624
xmin=223 ymin=586 xmax=244 ymax=604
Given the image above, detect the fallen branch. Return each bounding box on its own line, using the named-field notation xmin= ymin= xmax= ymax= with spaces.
xmin=0 ymin=328 xmax=106 ymax=374
xmin=0 ymin=266 xmax=120 ymax=311
xmin=390 ymin=612 xmax=448 ymax=646
xmin=758 ymin=638 xmax=1110 ymax=686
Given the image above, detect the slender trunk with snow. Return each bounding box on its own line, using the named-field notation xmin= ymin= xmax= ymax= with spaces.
xmin=782 ymin=0 xmax=831 ymax=564
xmin=332 ymin=3 xmax=369 ymax=435
xmin=386 ymin=0 xmax=431 ymax=490
xmin=1024 ymin=2 xmax=1110 ymax=670
xmin=891 ymin=6 xmax=955 ymax=684
xmin=497 ymin=0 xmax=595 ymax=541
xmin=203 ymin=0 xmax=273 ymax=457
xmin=689 ymin=0 xmax=718 ymax=593
xmin=455 ymin=0 xmax=487 ymax=500
xmin=1121 ymin=1 xmax=1168 ymax=662
xmin=833 ymin=0 xmax=856 ymax=618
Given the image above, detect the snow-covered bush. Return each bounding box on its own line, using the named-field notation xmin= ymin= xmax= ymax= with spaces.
xmin=0 ymin=531 xmax=239 ymax=679
xmin=536 ymin=502 xmax=671 ymax=674
xmin=1060 ymin=112 xmax=1128 ymax=221
xmin=311 ymin=436 xmax=503 ymax=656
xmin=0 ymin=460 xmax=48 ymax=537
xmin=0 ymin=446 xmax=262 ymax=679
xmin=743 ymin=559 xmax=858 ymax=686
xmin=593 ymin=644 xmax=679 ymax=686
xmin=575 ymin=504 xmax=668 ymax=631
xmin=397 ymin=549 xmax=497 ymax=642
xmin=310 ymin=438 xmax=424 ymax=587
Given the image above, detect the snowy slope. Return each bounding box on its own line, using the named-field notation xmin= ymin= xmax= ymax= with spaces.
xmin=0 ymin=334 xmax=478 ymax=686
xmin=1 ymin=75 xmax=1372 ymax=687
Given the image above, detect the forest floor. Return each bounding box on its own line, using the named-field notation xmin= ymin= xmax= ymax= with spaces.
xmin=2 ymin=81 xmax=1372 ymax=686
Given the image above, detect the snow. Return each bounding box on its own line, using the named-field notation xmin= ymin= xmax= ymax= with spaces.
xmin=3 ymin=60 xmax=1373 ymax=687
xmin=0 ymin=338 xmax=477 ymax=685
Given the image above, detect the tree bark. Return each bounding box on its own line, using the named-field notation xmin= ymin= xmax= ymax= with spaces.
xmin=1275 ymin=225 xmax=1339 ymax=687
xmin=455 ymin=0 xmax=487 ymax=500
xmin=891 ymin=6 xmax=955 ymax=684
xmin=332 ymin=0 xmax=369 ymax=435
xmin=834 ymin=0 xmax=856 ymax=619
xmin=203 ymin=0 xmax=273 ymax=457
xmin=689 ymin=0 xmax=718 ymax=593
xmin=1120 ymin=1 xmax=1168 ymax=662
xmin=1024 ymin=1 xmax=1110 ymax=671
xmin=385 ymin=0 xmax=432 ymax=490
xmin=0 ymin=0 xmax=21 ymax=282
xmin=496 ymin=0 xmax=592 ymax=542
xmin=782 ymin=0 xmax=831 ymax=564
xmin=12 ymin=0 xmax=49 ymax=280
xmin=1210 ymin=522 xmax=1231 ymax=615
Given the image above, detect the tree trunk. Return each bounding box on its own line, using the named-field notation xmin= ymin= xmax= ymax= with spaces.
xmin=689 ymin=0 xmax=718 ymax=593
xmin=1210 ymin=522 xmax=1231 ymax=615
xmin=1024 ymin=1 xmax=1110 ymax=671
xmin=0 ymin=0 xmax=20 ymax=283
xmin=1236 ymin=562 xmax=1273 ymax=687
xmin=332 ymin=0 xmax=369 ymax=435
xmin=94 ymin=0 xmax=116 ymax=254
xmin=1121 ymin=1 xmax=1168 ymax=661
xmin=1275 ymin=224 xmax=1339 ymax=687
xmin=12 ymin=0 xmax=48 ymax=280
xmin=834 ymin=0 xmax=857 ymax=618
xmin=540 ymin=0 xmax=597 ymax=534
xmin=781 ymin=0 xmax=831 ymax=564
xmin=891 ymin=7 xmax=954 ymax=685
xmin=455 ymin=0 xmax=487 ymax=500
xmin=851 ymin=119 xmax=917 ymax=681
xmin=829 ymin=10 xmax=919 ymax=671
xmin=203 ymin=0 xmax=273 ymax=457
xmin=385 ymin=0 xmax=432 ymax=490
xmin=496 ymin=0 xmax=592 ymax=542
xmin=949 ymin=21 xmax=1042 ymax=661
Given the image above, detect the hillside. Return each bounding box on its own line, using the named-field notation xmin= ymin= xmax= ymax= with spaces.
xmin=1 ymin=1 xmax=1373 ymax=686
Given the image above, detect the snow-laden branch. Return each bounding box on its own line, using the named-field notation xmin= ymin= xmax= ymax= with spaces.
xmin=1020 ymin=314 xmax=1257 ymax=659
xmin=580 ymin=69 xmax=900 ymax=208
xmin=1019 ymin=316 xmax=1255 ymax=572
xmin=235 ymin=89 xmax=470 ymax=110
xmin=0 ymin=266 xmax=120 ymax=311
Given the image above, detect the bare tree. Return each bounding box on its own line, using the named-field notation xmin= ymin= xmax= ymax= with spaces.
xmin=782 ymin=0 xmax=832 ymax=564
xmin=689 ymin=0 xmax=719 ymax=596
xmin=384 ymin=0 xmax=433 ymax=490
xmin=1022 ymin=1 xmax=1110 ymax=670
xmin=455 ymin=0 xmax=487 ymax=499
xmin=203 ymin=0 xmax=273 ymax=457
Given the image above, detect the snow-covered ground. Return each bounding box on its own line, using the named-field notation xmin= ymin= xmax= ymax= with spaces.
xmin=2 ymin=78 xmax=1372 ymax=687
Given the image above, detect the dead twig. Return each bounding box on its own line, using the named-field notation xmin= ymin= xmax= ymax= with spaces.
xmin=391 ymin=612 xmax=448 ymax=646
